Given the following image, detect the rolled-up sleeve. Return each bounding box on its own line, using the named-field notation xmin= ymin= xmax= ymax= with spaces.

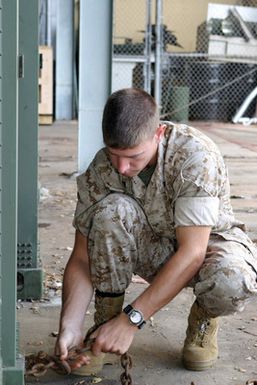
xmin=171 ymin=149 xmax=223 ymax=228
xmin=174 ymin=196 xmax=219 ymax=227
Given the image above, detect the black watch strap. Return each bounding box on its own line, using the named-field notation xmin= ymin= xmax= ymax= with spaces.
xmin=123 ymin=304 xmax=133 ymax=315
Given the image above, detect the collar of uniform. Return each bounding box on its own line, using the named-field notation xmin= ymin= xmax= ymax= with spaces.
xmin=100 ymin=126 xmax=173 ymax=200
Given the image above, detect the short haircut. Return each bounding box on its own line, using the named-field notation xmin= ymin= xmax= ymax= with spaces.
xmin=102 ymin=88 xmax=159 ymax=148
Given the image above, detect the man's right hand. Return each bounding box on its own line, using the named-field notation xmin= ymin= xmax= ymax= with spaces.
xmin=55 ymin=328 xmax=91 ymax=368
xmin=55 ymin=231 xmax=94 ymax=369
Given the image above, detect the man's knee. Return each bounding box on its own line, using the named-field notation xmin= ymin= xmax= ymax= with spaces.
xmin=92 ymin=193 xmax=142 ymax=231
xmin=194 ymin=264 xmax=257 ymax=316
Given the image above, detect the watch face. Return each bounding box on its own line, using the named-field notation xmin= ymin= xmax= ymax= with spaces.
xmin=130 ymin=310 xmax=143 ymax=324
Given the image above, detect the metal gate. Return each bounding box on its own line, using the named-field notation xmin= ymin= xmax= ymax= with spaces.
xmin=113 ymin=0 xmax=257 ymax=123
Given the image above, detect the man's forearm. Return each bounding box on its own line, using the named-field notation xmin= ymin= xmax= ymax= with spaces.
xmin=131 ymin=226 xmax=210 ymax=320
xmin=59 ymin=254 xmax=94 ymax=332
xmin=132 ymin=248 xmax=203 ymax=319
xmin=88 ymin=239 xmax=206 ymax=357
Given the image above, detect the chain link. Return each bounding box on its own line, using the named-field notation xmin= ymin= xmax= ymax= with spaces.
xmin=120 ymin=352 xmax=133 ymax=385
xmin=25 ymin=347 xmax=256 ymax=385
xmin=25 ymin=351 xmax=72 ymax=377
xmin=26 ymin=361 xmax=56 ymax=377
xmin=25 ymin=339 xmax=95 ymax=378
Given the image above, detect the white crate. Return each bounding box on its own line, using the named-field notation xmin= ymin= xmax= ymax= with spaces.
xmin=208 ymin=35 xmax=257 ymax=59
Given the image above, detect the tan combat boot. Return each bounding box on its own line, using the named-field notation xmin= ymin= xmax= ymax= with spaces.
xmin=182 ymin=301 xmax=219 ymax=371
xmin=72 ymin=292 xmax=124 ymax=376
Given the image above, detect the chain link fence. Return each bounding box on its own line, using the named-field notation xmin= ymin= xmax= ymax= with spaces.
xmin=112 ymin=0 xmax=257 ymax=123
xmin=112 ymin=0 xmax=151 ymax=93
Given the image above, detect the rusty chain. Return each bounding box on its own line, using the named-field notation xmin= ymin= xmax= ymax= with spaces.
xmin=25 ymin=347 xmax=257 ymax=385
xmin=120 ymin=352 xmax=133 ymax=385
xmin=26 ymin=350 xmax=72 ymax=377
xmin=25 ymin=339 xmax=95 ymax=377
xmin=25 ymin=343 xmax=133 ymax=384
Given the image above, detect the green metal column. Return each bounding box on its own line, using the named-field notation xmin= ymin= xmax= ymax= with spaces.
xmin=0 ymin=0 xmax=3 ymax=382
xmin=2 ymin=0 xmax=24 ymax=383
xmin=17 ymin=0 xmax=43 ymax=300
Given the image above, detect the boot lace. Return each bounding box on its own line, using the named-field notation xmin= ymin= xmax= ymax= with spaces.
xmin=191 ymin=318 xmax=211 ymax=347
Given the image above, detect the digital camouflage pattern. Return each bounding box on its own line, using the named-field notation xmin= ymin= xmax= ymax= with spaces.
xmin=74 ymin=123 xmax=257 ymax=316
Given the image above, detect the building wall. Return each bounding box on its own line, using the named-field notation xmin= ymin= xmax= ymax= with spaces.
xmin=114 ymin=0 xmax=244 ymax=52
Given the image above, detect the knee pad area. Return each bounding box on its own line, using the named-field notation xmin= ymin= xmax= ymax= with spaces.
xmin=195 ymin=265 xmax=257 ymax=316
xmin=92 ymin=193 xmax=142 ymax=230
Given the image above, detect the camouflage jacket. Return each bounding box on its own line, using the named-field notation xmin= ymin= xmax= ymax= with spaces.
xmin=74 ymin=122 xmax=247 ymax=244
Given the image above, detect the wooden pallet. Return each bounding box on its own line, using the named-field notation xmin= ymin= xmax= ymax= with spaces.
xmin=39 ymin=46 xmax=53 ymax=125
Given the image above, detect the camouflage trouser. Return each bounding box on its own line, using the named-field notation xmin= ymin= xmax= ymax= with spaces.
xmin=87 ymin=193 xmax=257 ymax=317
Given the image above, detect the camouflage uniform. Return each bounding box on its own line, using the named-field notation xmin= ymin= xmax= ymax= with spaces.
xmin=73 ymin=123 xmax=257 ymax=317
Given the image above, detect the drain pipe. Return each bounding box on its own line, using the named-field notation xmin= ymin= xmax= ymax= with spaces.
xmin=154 ymin=0 xmax=163 ymax=107
xmin=232 ymin=85 xmax=257 ymax=124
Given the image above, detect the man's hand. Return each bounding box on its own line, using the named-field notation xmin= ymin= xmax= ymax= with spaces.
xmin=55 ymin=231 xmax=94 ymax=370
xmin=55 ymin=327 xmax=91 ymax=369
xmin=90 ymin=313 xmax=138 ymax=356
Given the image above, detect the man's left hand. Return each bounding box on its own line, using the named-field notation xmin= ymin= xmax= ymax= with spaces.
xmin=90 ymin=312 xmax=138 ymax=356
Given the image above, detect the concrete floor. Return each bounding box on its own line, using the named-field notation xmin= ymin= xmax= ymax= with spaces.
xmin=20 ymin=120 xmax=257 ymax=385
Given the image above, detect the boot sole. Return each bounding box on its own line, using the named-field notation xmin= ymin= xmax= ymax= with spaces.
xmin=183 ymin=358 xmax=216 ymax=371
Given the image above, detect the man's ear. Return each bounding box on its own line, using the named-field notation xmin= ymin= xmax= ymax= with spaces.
xmin=155 ymin=124 xmax=166 ymax=141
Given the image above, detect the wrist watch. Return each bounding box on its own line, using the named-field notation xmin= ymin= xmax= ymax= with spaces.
xmin=123 ymin=304 xmax=146 ymax=329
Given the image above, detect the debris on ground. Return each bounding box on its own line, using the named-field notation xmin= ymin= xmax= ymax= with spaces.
xmin=235 ymin=367 xmax=247 ymax=373
xmin=91 ymin=377 xmax=103 ymax=384
xmin=40 ymin=186 xmax=51 ymax=201
xmin=30 ymin=305 xmax=40 ymax=314
xmin=50 ymin=331 xmax=59 ymax=337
